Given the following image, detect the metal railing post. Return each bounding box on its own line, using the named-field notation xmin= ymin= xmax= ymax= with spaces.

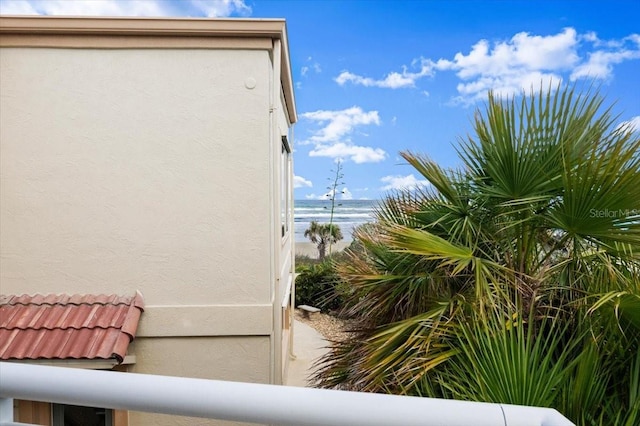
xmin=0 ymin=398 xmax=14 ymax=423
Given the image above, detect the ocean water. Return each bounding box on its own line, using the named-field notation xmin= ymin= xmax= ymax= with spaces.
xmin=294 ymin=199 xmax=378 ymax=242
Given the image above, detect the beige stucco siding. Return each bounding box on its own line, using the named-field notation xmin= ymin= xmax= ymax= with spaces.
xmin=128 ymin=336 xmax=270 ymax=426
xmin=0 ymin=47 xmax=271 ymax=305
xmin=130 ymin=336 xmax=271 ymax=382
xmin=1 ymin=16 xmax=297 ymax=425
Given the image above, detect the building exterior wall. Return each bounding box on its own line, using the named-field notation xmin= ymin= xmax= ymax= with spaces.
xmin=128 ymin=336 xmax=270 ymax=426
xmin=0 ymin=17 xmax=297 ymax=426
xmin=0 ymin=47 xmax=272 ymax=305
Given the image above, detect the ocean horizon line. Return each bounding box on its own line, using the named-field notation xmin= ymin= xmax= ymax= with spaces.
xmin=294 ymin=199 xmax=380 ymax=202
xmin=294 ymin=199 xmax=377 ymax=243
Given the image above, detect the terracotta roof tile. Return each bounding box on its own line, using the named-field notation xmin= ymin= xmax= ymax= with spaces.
xmin=0 ymin=291 xmax=144 ymax=362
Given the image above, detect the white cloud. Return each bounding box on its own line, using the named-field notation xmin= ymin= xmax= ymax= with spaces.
xmin=0 ymin=0 xmax=251 ymax=17
xmin=570 ymin=39 xmax=640 ymax=80
xmin=190 ymin=0 xmax=251 ymax=17
xmin=451 ymin=71 xmax=562 ymax=105
xmin=618 ymin=116 xmax=640 ymax=133
xmin=335 ymin=71 xmax=415 ymax=89
xmin=341 ymin=187 xmax=353 ymax=200
xmin=300 ymin=106 xmax=386 ymax=163
xmin=380 ymin=174 xmax=430 ymax=191
xmin=581 ymin=31 xmax=632 ymax=49
xmin=436 ymin=28 xmax=579 ymax=103
xmin=293 ymin=175 xmax=313 ymax=188
xmin=0 ymin=0 xmax=37 ymax=14
xmin=335 ymin=28 xmax=640 ymax=104
xmin=301 ymin=57 xmax=321 ymax=77
xmin=309 ymin=142 xmax=386 ymax=163
xmin=305 ymin=187 xmax=354 ymax=200
xmin=305 ymin=191 xmax=331 ymax=200
xmin=301 ymin=106 xmax=380 ymax=143
xmin=449 ymin=29 xmax=579 ymax=78
xmin=335 ymin=62 xmax=434 ymax=89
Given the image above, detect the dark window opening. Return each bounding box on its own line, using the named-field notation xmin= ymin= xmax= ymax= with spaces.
xmin=53 ymin=404 xmax=113 ymax=426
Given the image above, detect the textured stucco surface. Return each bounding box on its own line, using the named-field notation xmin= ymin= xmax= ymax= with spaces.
xmin=128 ymin=336 xmax=270 ymax=426
xmin=130 ymin=336 xmax=271 ymax=382
xmin=0 ymin=47 xmax=272 ymax=306
xmin=1 ymin=43 xmax=293 ymax=425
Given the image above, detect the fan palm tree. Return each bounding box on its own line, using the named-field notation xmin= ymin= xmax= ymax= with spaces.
xmin=314 ymin=84 xmax=640 ymax=424
xmin=304 ymin=220 xmax=344 ymax=260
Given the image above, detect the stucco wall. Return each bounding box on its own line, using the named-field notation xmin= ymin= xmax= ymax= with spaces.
xmin=128 ymin=335 xmax=270 ymax=426
xmin=1 ymin=18 xmax=297 ymax=424
xmin=1 ymin=45 xmax=280 ymax=406
xmin=0 ymin=47 xmax=272 ymax=306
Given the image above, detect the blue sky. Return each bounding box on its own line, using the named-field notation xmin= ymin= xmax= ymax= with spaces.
xmin=2 ymin=0 xmax=639 ymax=200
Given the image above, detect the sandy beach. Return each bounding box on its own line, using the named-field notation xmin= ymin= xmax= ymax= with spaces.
xmin=295 ymin=241 xmax=351 ymax=259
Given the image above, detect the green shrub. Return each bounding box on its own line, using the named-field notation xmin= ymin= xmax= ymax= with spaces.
xmin=295 ymin=260 xmax=345 ymax=312
xmin=295 ymin=254 xmax=321 ymax=272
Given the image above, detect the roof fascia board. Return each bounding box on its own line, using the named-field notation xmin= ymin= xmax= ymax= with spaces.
xmin=5 ymin=359 xmax=121 ymax=369
xmin=0 ymin=16 xmax=286 ymax=38
xmin=279 ymin=22 xmax=297 ymax=123
xmin=0 ymin=16 xmax=297 ymax=123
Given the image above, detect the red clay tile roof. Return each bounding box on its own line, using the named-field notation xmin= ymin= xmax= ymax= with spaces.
xmin=0 ymin=291 xmax=144 ymax=363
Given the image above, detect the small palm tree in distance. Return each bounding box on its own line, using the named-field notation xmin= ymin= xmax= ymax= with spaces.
xmin=304 ymin=220 xmax=344 ymax=260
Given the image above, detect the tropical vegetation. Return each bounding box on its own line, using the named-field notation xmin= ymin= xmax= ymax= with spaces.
xmin=295 ymin=258 xmax=345 ymax=311
xmin=304 ymin=220 xmax=344 ymax=260
xmin=313 ymin=84 xmax=640 ymax=425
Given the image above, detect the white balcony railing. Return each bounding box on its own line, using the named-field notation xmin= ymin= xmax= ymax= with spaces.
xmin=0 ymin=362 xmax=574 ymax=426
